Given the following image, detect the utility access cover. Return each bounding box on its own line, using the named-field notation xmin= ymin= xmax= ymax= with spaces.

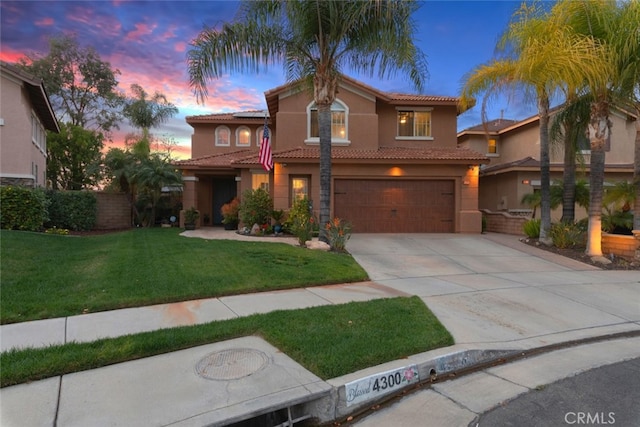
xmin=196 ymin=348 xmax=269 ymax=380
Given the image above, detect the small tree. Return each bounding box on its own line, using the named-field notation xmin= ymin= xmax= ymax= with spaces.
xmin=46 ymin=123 xmax=104 ymax=190
xmin=239 ymin=188 xmax=273 ymax=227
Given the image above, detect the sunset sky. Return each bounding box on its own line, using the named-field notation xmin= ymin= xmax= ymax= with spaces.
xmin=1 ymin=1 xmax=538 ymax=159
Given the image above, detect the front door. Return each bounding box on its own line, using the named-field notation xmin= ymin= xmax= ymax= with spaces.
xmin=212 ymin=178 xmax=237 ymax=225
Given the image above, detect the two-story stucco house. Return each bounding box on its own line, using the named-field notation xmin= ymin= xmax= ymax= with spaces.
xmin=176 ymin=76 xmax=488 ymax=233
xmin=458 ymin=107 xmax=637 ymax=220
xmin=0 ymin=61 xmax=59 ymax=188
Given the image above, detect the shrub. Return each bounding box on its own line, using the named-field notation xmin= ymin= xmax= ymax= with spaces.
xmin=549 ymin=222 xmax=586 ymax=249
xmin=220 ymin=198 xmax=240 ymax=224
xmin=239 ymin=188 xmax=273 ymax=227
xmin=522 ymin=218 xmax=540 ymax=238
xmin=45 ymin=190 xmax=97 ymax=231
xmin=286 ymin=197 xmax=315 ymax=245
xmin=325 ymin=218 xmax=352 ymax=252
xmin=602 ymin=209 xmax=633 ymax=235
xmin=0 ymin=186 xmax=49 ymax=231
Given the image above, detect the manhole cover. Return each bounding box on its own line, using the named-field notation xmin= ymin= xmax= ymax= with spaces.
xmin=195 ymin=348 xmax=269 ymax=380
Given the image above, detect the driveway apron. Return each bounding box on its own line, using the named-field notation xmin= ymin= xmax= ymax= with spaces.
xmin=346 ymin=233 xmax=640 ymax=348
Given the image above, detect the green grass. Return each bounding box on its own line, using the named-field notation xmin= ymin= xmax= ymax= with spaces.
xmin=1 ymin=229 xmax=455 ymax=388
xmin=0 ymin=228 xmax=368 ymax=323
xmin=0 ymin=296 xmax=454 ymax=387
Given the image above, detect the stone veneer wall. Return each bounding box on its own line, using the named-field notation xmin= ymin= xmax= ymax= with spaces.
xmin=481 ymin=210 xmax=527 ymax=235
xmin=95 ymin=192 xmax=131 ymax=230
xmin=602 ymin=232 xmax=640 ymax=260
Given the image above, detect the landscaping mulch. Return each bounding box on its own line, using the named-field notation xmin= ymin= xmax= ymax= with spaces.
xmin=522 ymin=238 xmax=640 ymax=270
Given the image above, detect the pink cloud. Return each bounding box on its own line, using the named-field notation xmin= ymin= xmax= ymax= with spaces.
xmin=174 ymin=42 xmax=186 ymax=53
xmin=66 ymin=6 xmax=122 ymax=38
xmin=35 ymin=17 xmax=54 ymax=27
xmin=125 ymin=22 xmax=157 ymax=42
xmin=0 ymin=49 xmax=24 ymax=63
xmin=161 ymin=25 xmax=177 ymax=40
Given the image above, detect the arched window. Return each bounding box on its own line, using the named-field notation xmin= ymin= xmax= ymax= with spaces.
xmin=215 ymin=126 xmax=230 ymax=146
xmin=306 ymin=99 xmax=349 ymax=144
xmin=236 ymin=126 xmax=251 ymax=146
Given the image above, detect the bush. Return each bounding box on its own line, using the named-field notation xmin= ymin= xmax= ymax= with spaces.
xmin=549 ymin=222 xmax=586 ymax=249
xmin=325 ymin=218 xmax=352 ymax=252
xmin=221 ymin=198 xmax=240 ymax=224
xmin=522 ymin=218 xmax=540 ymax=238
xmin=0 ymin=186 xmax=49 ymax=231
xmin=602 ymin=209 xmax=633 ymax=235
xmin=286 ymin=197 xmax=315 ymax=245
xmin=239 ymin=188 xmax=273 ymax=227
xmin=45 ymin=190 xmax=97 ymax=231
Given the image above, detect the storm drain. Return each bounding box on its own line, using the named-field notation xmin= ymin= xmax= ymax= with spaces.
xmin=196 ymin=348 xmax=270 ymax=380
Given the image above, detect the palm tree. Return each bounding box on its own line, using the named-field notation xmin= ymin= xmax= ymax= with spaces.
xmin=123 ymin=84 xmax=178 ymax=156
xmin=186 ymin=0 xmax=427 ymax=242
xmin=551 ymin=0 xmax=638 ymax=255
xmin=611 ymin=1 xmax=640 ymax=230
xmin=131 ymin=154 xmax=182 ymax=227
xmin=549 ymin=96 xmax=592 ymax=223
xmin=460 ymin=2 xmax=603 ymax=244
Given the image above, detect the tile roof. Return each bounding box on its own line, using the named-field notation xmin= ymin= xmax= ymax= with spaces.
xmin=186 ymin=110 xmax=269 ymax=123
xmin=461 ymin=119 xmax=520 ymax=133
xmin=233 ymin=146 xmax=488 ymax=165
xmin=385 ymin=93 xmax=459 ymax=103
xmin=173 ymin=150 xmax=253 ymax=168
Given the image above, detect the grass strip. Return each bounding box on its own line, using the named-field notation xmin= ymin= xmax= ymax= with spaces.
xmin=1 ymin=297 xmax=453 ymax=387
xmin=0 ymin=228 xmax=368 ymax=323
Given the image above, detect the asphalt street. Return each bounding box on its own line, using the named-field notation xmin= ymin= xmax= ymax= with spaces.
xmin=472 ymin=357 xmax=640 ymax=427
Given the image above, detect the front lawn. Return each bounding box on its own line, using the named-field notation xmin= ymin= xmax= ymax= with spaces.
xmin=0 ymin=228 xmax=368 ymax=324
xmin=1 ymin=296 xmax=454 ymax=387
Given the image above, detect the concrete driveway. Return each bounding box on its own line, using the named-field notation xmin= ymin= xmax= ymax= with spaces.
xmin=347 ymin=233 xmax=640 ymax=349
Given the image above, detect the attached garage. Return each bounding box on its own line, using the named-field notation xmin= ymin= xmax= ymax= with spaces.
xmin=334 ymin=179 xmax=455 ymax=233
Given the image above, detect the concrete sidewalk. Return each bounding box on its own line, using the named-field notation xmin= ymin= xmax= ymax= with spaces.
xmin=1 ymin=230 xmax=639 ymax=426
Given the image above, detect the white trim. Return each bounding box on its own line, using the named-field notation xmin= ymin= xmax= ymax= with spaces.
xmin=307 ymin=99 xmax=349 ymax=141
xmin=215 ymin=125 xmax=231 ymax=146
xmin=395 ymin=136 xmax=434 ymax=141
xmin=182 ymin=176 xmax=199 ymax=182
xmin=235 ymin=126 xmax=251 ymax=147
xmin=0 ymin=173 xmax=36 ymax=179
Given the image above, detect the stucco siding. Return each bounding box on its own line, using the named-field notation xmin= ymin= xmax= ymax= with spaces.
xmin=0 ymin=73 xmax=46 ymax=186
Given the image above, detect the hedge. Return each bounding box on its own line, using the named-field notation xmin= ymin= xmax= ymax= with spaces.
xmin=0 ymin=186 xmax=49 ymax=231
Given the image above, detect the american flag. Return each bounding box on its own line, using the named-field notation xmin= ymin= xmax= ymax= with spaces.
xmin=259 ymin=120 xmax=273 ymax=171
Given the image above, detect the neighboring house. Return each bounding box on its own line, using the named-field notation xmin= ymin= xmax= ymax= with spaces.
xmin=457 ymin=108 xmax=637 ymax=219
xmin=176 ymin=75 xmax=488 ymax=233
xmin=0 ymin=61 xmax=59 ymax=187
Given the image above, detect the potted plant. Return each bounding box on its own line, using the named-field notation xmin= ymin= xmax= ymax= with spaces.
xmin=184 ymin=207 xmax=199 ymax=230
xmin=272 ymin=209 xmax=285 ymax=234
xmin=221 ymin=198 xmax=240 ymax=230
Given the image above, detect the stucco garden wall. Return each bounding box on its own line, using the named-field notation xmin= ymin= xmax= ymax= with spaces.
xmin=481 ymin=209 xmax=527 ymax=235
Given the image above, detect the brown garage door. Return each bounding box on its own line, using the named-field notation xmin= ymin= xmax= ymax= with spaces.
xmin=334 ymin=179 xmax=455 ymax=233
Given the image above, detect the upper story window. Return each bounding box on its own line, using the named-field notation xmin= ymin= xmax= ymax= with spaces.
xmin=487 ymin=138 xmax=498 ymax=156
xmin=215 ymin=126 xmax=230 ymax=146
xmin=236 ymin=126 xmax=251 ymax=146
xmin=396 ymin=108 xmax=432 ymax=140
xmin=577 ymin=131 xmax=611 ymax=153
xmin=306 ymin=100 xmax=349 ymax=144
xmin=31 ymin=113 xmax=46 ymax=153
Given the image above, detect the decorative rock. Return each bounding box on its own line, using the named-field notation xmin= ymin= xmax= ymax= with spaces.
xmin=590 ymin=255 xmax=612 ymax=265
xmin=250 ymin=223 xmax=260 ymax=235
xmin=305 ymin=240 xmax=330 ymax=251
